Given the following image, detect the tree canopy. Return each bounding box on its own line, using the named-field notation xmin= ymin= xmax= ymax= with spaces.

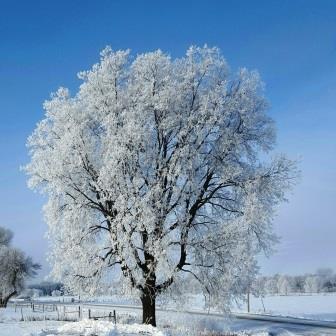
xmin=26 ymin=46 xmax=297 ymax=325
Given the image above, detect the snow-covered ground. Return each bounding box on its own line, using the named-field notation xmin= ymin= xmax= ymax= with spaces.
xmin=20 ymin=293 xmax=336 ymax=322
xmin=88 ymin=292 xmax=336 ymax=322
xmin=0 ymin=306 xmax=269 ymax=336
xmin=3 ymin=303 xmax=336 ymax=336
xmin=237 ymin=294 xmax=336 ymax=321
xmin=0 ymin=320 xmax=64 ymax=336
xmin=4 ymin=294 xmax=336 ymax=335
xmin=0 ymin=318 xmax=269 ymax=336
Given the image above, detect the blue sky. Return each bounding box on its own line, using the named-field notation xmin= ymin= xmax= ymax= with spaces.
xmin=0 ymin=0 xmax=335 ymax=279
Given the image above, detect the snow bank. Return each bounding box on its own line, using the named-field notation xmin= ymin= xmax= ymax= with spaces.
xmin=35 ymin=320 xmax=165 ymax=336
xmin=33 ymin=320 xmax=269 ymax=336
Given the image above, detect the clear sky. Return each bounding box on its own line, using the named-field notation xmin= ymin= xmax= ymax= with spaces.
xmin=0 ymin=0 xmax=335 ymax=279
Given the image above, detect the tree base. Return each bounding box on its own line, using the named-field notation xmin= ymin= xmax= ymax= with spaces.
xmin=141 ymin=294 xmax=156 ymax=326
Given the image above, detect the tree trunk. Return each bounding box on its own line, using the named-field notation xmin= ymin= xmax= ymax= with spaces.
xmin=141 ymin=288 xmax=156 ymax=326
xmin=0 ymin=291 xmax=17 ymax=308
xmin=141 ymin=231 xmax=157 ymax=326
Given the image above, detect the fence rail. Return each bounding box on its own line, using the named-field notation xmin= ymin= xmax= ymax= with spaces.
xmin=32 ymin=303 xmax=57 ymax=313
xmin=88 ymin=309 xmax=117 ymax=323
xmin=9 ymin=301 xmax=118 ymax=323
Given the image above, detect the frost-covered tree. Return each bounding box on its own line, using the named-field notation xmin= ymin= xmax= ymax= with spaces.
xmin=304 ymin=275 xmax=319 ymax=294
xmin=264 ymin=277 xmax=277 ymax=295
xmin=28 ymin=281 xmax=63 ymax=296
xmin=0 ymin=227 xmax=13 ymax=246
xmin=26 ymin=46 xmax=297 ymax=325
xmin=277 ymin=275 xmax=292 ymax=295
xmin=0 ymin=227 xmax=40 ymax=307
xmin=251 ymin=276 xmax=267 ymax=297
xmin=51 ymin=289 xmax=62 ymax=297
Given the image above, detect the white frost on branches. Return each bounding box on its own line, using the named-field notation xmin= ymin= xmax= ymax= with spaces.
xmin=25 ymin=46 xmax=297 ymax=312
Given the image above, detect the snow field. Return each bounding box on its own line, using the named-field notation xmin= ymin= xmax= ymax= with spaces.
xmin=32 ymin=293 xmax=336 ymax=322
xmin=4 ymin=294 xmax=336 ymax=335
xmin=0 ymin=306 xmax=269 ymax=336
xmin=242 ymin=294 xmax=336 ymax=321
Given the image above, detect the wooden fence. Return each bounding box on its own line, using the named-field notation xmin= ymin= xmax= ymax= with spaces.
xmin=88 ymin=308 xmax=117 ymax=323
xmin=11 ymin=302 xmax=117 ymax=323
xmin=32 ymin=303 xmax=57 ymax=313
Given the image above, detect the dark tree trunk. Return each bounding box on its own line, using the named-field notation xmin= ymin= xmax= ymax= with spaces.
xmin=141 ymin=287 xmax=156 ymax=326
xmin=0 ymin=291 xmax=17 ymax=308
xmin=141 ymin=230 xmax=157 ymax=326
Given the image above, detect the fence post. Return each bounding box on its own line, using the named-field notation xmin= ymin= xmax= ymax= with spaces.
xmin=32 ymin=304 xmax=34 ymax=312
xmin=78 ymin=306 xmax=81 ymax=319
xmin=88 ymin=309 xmax=91 ymax=319
xmin=43 ymin=304 xmax=45 ymax=313
xmin=113 ymin=310 xmax=116 ymax=324
xmin=20 ymin=308 xmax=24 ymax=321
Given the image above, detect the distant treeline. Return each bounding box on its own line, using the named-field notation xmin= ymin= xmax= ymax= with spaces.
xmin=255 ymin=268 xmax=336 ymax=295
xmin=25 ymin=268 xmax=336 ymax=298
xmin=27 ymin=281 xmax=63 ymax=296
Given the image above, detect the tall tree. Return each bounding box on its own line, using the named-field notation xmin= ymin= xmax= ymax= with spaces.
xmin=26 ymin=46 xmax=297 ymax=325
xmin=0 ymin=227 xmax=40 ymax=307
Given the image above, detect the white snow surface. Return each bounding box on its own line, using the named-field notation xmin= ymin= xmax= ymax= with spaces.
xmin=37 ymin=320 xmax=165 ymax=336
xmin=237 ymin=294 xmax=336 ymax=321
xmin=0 ymin=321 xmax=63 ymax=336
xmin=4 ymin=294 xmax=336 ymax=335
xmin=0 ymin=307 xmax=268 ymax=336
xmin=0 ymin=319 xmax=267 ymax=336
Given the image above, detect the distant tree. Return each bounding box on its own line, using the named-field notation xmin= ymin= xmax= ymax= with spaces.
xmin=51 ymin=289 xmax=62 ymax=297
xmin=26 ymin=46 xmax=297 ymax=325
xmin=0 ymin=227 xmax=13 ymax=246
xmin=316 ymin=268 xmax=334 ymax=290
xmin=304 ymin=275 xmax=319 ymax=294
xmin=0 ymin=227 xmax=40 ymax=307
xmin=28 ymin=281 xmax=63 ymax=296
xmin=21 ymin=288 xmax=43 ymax=298
xmin=323 ymin=279 xmax=336 ymax=292
xmin=251 ymin=276 xmax=267 ymax=297
xmin=292 ymin=275 xmax=305 ymax=293
xmin=277 ymin=275 xmax=292 ymax=295
xmin=258 ymin=270 xmax=336 ymax=296
xmin=265 ymin=277 xmax=278 ymax=295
